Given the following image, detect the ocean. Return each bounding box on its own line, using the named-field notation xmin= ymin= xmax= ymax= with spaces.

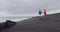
xmin=0 ymin=16 xmax=32 ymax=23
xmin=0 ymin=10 xmax=60 ymax=23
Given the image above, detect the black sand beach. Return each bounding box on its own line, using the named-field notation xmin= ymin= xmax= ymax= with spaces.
xmin=1 ymin=13 xmax=60 ymax=32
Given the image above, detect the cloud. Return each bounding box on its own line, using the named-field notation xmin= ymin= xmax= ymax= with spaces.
xmin=16 ymin=0 xmax=60 ymax=15
xmin=0 ymin=0 xmax=60 ymax=16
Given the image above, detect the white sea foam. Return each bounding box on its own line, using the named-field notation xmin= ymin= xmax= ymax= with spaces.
xmin=0 ymin=17 xmax=31 ymax=23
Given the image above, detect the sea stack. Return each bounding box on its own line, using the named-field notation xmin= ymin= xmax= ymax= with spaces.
xmin=0 ymin=20 xmax=16 ymax=30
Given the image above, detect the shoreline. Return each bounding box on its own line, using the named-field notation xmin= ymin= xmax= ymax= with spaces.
xmin=1 ymin=13 xmax=60 ymax=32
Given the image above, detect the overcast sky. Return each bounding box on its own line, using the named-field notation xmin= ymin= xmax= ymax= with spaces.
xmin=0 ymin=0 xmax=60 ymax=16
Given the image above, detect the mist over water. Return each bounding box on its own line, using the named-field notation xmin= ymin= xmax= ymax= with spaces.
xmin=0 ymin=16 xmax=31 ymax=22
xmin=0 ymin=10 xmax=60 ymax=23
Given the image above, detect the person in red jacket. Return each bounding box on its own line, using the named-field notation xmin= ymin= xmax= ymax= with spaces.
xmin=44 ymin=9 xmax=46 ymax=18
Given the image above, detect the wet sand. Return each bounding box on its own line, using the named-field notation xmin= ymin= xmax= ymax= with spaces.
xmin=1 ymin=13 xmax=60 ymax=32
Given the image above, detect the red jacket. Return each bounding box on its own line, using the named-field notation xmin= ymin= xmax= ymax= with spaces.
xmin=44 ymin=9 xmax=46 ymax=16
